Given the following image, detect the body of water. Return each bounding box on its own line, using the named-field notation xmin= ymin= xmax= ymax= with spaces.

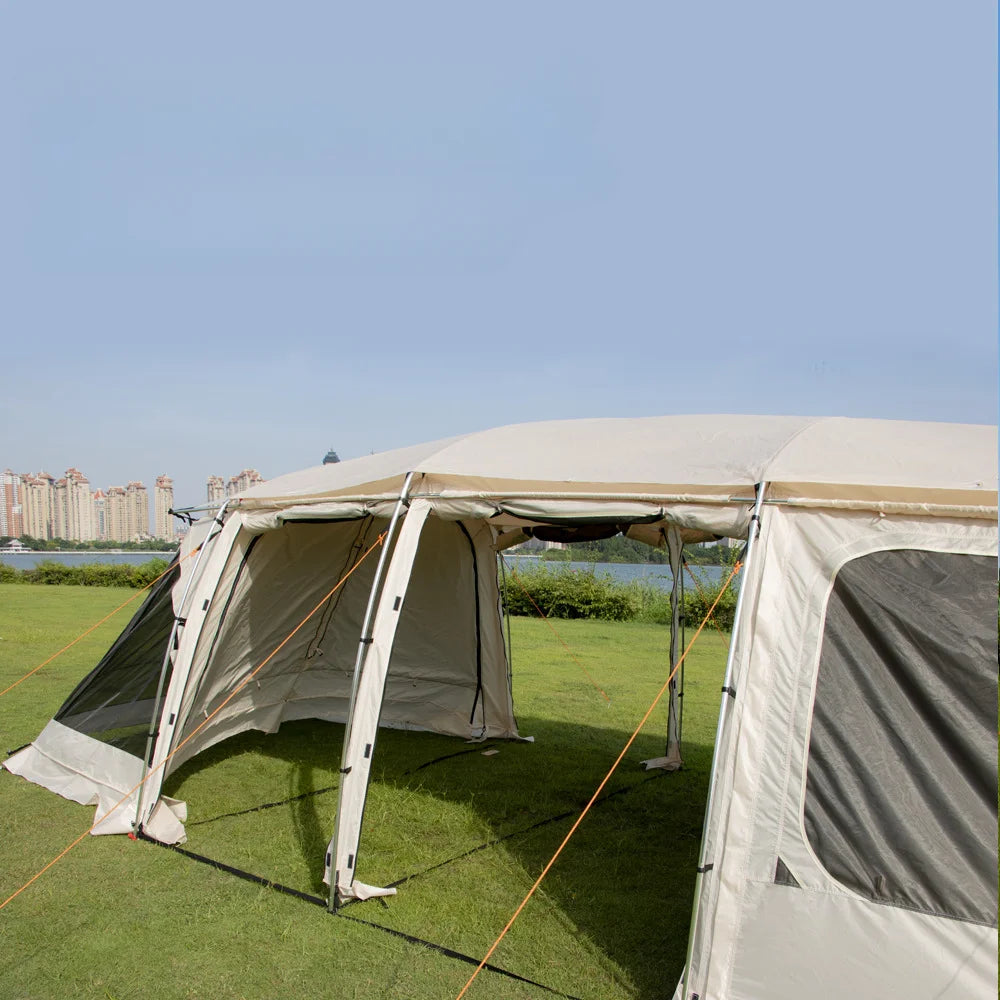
xmin=0 ymin=551 xmax=174 ymax=570
xmin=502 ymin=555 xmax=730 ymax=591
xmin=0 ymin=550 xmax=730 ymax=591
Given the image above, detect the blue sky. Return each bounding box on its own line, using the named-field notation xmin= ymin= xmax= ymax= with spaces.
xmin=1 ymin=2 xmax=996 ymax=510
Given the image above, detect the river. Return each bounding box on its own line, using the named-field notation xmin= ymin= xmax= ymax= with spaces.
xmin=1 ymin=551 xmax=734 ymax=591
xmin=0 ymin=551 xmax=175 ymax=570
xmin=501 ymin=555 xmax=733 ymax=591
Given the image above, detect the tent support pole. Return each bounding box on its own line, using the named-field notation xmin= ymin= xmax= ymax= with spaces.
xmin=665 ymin=526 xmax=683 ymax=765
xmin=681 ymin=481 xmax=767 ymax=1000
xmin=642 ymin=525 xmax=683 ymax=771
xmin=678 ymin=549 xmax=685 ymax=746
xmin=498 ymin=552 xmax=514 ymax=718
xmin=134 ymin=499 xmax=230 ymax=831
xmin=328 ymin=472 xmax=415 ymax=910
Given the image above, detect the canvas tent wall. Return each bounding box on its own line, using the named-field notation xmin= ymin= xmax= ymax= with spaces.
xmin=5 ymin=414 xmax=997 ymax=999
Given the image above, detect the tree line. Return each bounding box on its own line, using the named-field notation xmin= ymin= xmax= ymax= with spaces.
xmin=542 ymin=534 xmax=739 ymax=565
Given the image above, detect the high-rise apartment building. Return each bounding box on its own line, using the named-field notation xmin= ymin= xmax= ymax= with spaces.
xmin=103 ymin=483 xmax=149 ymax=542
xmin=104 ymin=487 xmax=127 ymax=542
xmin=207 ymin=469 xmax=265 ymax=502
xmin=206 ymin=475 xmax=226 ymax=505
xmin=0 ymin=469 xmax=23 ymax=537
xmin=125 ymin=482 xmax=150 ymax=540
xmin=228 ymin=468 xmax=264 ymax=496
xmin=71 ymin=469 xmax=96 ymax=541
xmin=19 ymin=473 xmax=55 ymax=540
xmin=51 ymin=476 xmax=70 ymax=540
xmin=52 ymin=468 xmax=95 ymax=542
xmin=92 ymin=490 xmax=106 ymax=541
xmin=154 ymin=475 xmax=174 ymax=540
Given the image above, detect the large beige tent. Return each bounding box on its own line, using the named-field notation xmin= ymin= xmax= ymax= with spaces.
xmin=6 ymin=414 xmax=997 ymax=999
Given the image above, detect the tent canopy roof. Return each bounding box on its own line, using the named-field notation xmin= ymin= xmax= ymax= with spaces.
xmin=238 ymin=415 xmax=998 ymax=515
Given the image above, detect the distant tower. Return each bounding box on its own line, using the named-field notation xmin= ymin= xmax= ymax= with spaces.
xmin=93 ymin=490 xmax=106 ymax=540
xmin=21 ymin=472 xmax=56 ymax=540
xmin=227 ymin=469 xmax=263 ymax=497
xmin=206 ymin=476 xmax=226 ymax=505
xmin=0 ymin=470 xmax=23 ymax=538
xmin=125 ymin=482 xmax=150 ymax=540
xmin=104 ymin=487 xmax=127 ymax=542
xmin=323 ymin=448 xmax=341 ymax=465
xmin=154 ymin=475 xmax=175 ymax=541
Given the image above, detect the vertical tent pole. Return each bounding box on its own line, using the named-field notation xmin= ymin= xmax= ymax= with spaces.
xmin=498 ymin=552 xmax=514 ymax=711
xmin=664 ymin=525 xmax=684 ymax=767
xmin=328 ymin=472 xmax=415 ymax=906
xmin=678 ymin=546 xmax=686 ymax=746
xmin=642 ymin=524 xmax=684 ymax=771
xmin=681 ymin=482 xmax=766 ymax=1000
xmin=134 ymin=498 xmax=230 ymax=830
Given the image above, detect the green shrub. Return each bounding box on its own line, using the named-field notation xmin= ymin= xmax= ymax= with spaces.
xmin=683 ymin=582 xmax=737 ymax=631
xmin=130 ymin=558 xmax=170 ymax=587
xmin=628 ymin=581 xmax=672 ymax=624
xmin=3 ymin=558 xmax=170 ymax=588
xmin=27 ymin=561 xmax=76 ymax=585
xmin=502 ymin=563 xmax=739 ymax=628
xmin=502 ymin=565 xmax=640 ymax=621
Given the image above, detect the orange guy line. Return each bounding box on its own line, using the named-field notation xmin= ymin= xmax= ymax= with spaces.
xmin=455 ymin=560 xmax=743 ymax=999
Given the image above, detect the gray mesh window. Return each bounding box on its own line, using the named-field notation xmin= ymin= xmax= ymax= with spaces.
xmin=54 ymin=559 xmax=180 ymax=757
xmin=804 ymin=549 xmax=997 ymax=927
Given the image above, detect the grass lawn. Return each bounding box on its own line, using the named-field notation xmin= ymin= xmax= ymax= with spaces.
xmin=0 ymin=584 xmax=728 ymax=1000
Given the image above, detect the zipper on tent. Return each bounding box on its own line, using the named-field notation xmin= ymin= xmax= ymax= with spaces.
xmin=457 ymin=522 xmax=485 ymax=731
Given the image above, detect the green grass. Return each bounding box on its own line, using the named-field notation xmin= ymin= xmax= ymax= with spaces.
xmin=0 ymin=584 xmax=728 ymax=1000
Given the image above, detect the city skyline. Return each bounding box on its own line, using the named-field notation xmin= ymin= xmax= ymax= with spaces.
xmin=3 ymin=463 xmax=272 ymax=516
xmin=0 ymin=465 xmax=267 ymax=542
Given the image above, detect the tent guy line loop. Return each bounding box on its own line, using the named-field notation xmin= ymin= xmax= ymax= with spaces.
xmin=501 ymin=555 xmax=613 ymax=705
xmin=0 ymin=548 xmax=199 ymax=701
xmin=454 ymin=559 xmax=743 ymax=1000
xmin=0 ymin=532 xmax=388 ymax=915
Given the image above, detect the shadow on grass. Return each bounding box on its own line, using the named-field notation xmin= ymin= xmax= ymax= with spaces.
xmin=163 ymin=715 xmax=713 ymax=998
xmin=289 ymin=759 xmax=326 ymax=888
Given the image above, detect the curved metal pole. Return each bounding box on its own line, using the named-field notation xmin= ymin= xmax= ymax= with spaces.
xmin=134 ymin=499 xmax=230 ymax=829
xmin=329 ymin=472 xmax=415 ymax=907
xmin=681 ymin=481 xmax=766 ymax=999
